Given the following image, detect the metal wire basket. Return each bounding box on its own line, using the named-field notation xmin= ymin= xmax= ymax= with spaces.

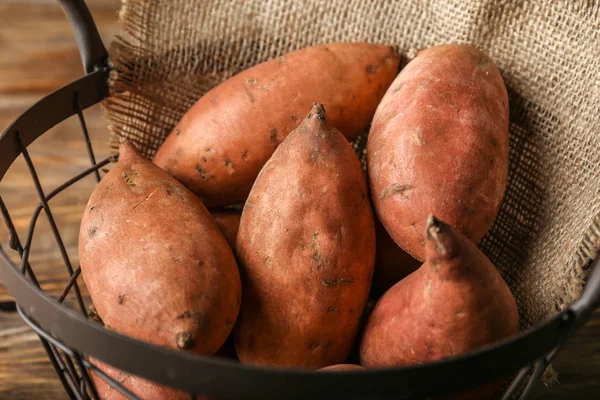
xmin=0 ymin=1 xmax=599 ymax=399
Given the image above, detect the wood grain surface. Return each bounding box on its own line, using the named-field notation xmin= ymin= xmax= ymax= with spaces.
xmin=0 ymin=1 xmax=598 ymax=399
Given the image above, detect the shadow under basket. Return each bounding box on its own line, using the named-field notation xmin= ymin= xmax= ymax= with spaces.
xmin=1 ymin=0 xmax=599 ymax=399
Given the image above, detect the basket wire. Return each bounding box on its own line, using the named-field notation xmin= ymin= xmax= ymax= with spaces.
xmin=0 ymin=104 xmax=113 ymax=400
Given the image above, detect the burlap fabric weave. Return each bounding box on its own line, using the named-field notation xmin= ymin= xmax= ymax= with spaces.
xmin=104 ymin=0 xmax=600 ymax=330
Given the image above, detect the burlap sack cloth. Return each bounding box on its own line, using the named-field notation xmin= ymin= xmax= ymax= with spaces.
xmin=104 ymin=0 xmax=600 ymax=331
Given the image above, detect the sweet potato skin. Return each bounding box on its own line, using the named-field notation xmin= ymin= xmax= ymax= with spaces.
xmin=79 ymin=142 xmax=241 ymax=355
xmin=153 ymin=42 xmax=399 ymax=207
xmin=360 ymin=216 xmax=519 ymax=369
xmin=234 ymin=104 xmax=376 ymax=368
xmin=371 ymin=218 xmax=420 ymax=297
xmin=367 ymin=44 xmax=509 ymax=260
xmin=211 ymin=209 xmax=242 ymax=251
xmin=89 ymin=359 xmax=194 ymax=400
xmin=319 ymin=364 xmax=365 ymax=372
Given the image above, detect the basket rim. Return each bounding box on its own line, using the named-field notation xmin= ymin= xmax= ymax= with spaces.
xmin=0 ymin=245 xmax=578 ymax=398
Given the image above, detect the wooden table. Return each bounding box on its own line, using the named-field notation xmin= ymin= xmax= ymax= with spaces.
xmin=0 ymin=1 xmax=598 ymax=399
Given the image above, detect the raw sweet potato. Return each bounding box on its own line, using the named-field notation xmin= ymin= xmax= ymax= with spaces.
xmin=367 ymin=44 xmax=509 ymax=260
xmin=211 ymin=209 xmax=242 ymax=251
xmin=79 ymin=142 xmax=241 ymax=355
xmin=89 ymin=359 xmax=193 ymax=400
xmin=153 ymin=42 xmax=400 ymax=208
xmin=371 ymin=218 xmax=420 ymax=297
xmin=234 ymin=104 xmax=376 ymax=368
xmin=319 ymin=364 xmax=365 ymax=372
xmin=360 ymin=215 xmax=519 ymax=369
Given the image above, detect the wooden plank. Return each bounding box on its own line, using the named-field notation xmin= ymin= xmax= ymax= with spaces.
xmin=530 ymin=311 xmax=600 ymax=399
xmin=0 ymin=0 xmax=120 ymax=96
xmin=0 ymin=312 xmax=68 ymax=400
xmin=0 ymin=0 xmax=118 ymax=304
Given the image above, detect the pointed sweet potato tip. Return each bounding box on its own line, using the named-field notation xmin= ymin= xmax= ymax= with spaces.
xmin=118 ymin=139 xmax=142 ymax=162
xmin=309 ymin=102 xmax=326 ymax=120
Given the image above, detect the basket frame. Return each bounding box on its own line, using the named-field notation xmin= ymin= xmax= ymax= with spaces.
xmin=0 ymin=1 xmax=598 ymax=399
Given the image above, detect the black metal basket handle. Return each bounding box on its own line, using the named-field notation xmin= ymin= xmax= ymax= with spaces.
xmin=58 ymin=0 xmax=108 ymax=73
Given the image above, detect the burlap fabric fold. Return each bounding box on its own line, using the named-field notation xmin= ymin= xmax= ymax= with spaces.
xmin=104 ymin=0 xmax=600 ymax=330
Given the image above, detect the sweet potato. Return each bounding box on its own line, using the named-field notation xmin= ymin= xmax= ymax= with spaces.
xmin=319 ymin=364 xmax=365 ymax=372
xmin=367 ymin=44 xmax=509 ymax=260
xmin=211 ymin=209 xmax=242 ymax=251
xmin=79 ymin=142 xmax=241 ymax=355
xmin=234 ymin=104 xmax=376 ymax=368
xmin=153 ymin=42 xmax=400 ymax=207
xmin=360 ymin=215 xmax=519 ymax=369
xmin=89 ymin=359 xmax=193 ymax=400
xmin=371 ymin=218 xmax=420 ymax=297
